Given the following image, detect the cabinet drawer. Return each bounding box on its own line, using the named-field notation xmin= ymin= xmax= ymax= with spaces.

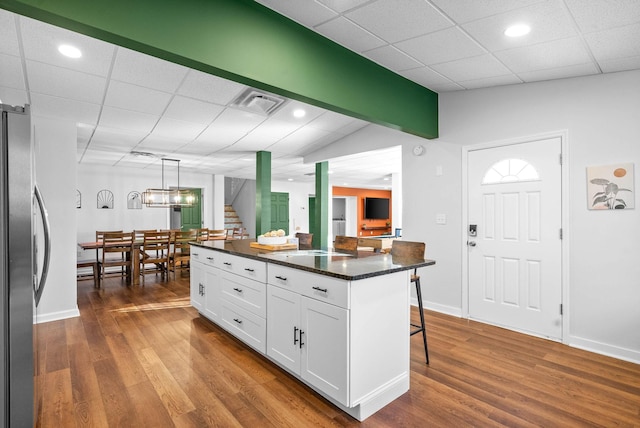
xmin=220 ymin=253 xmax=266 ymax=282
xmin=220 ymin=300 xmax=266 ymax=354
xmin=221 ymin=271 xmax=266 ymax=317
xmin=190 ymin=247 xmax=218 ymax=267
xmin=268 ymin=265 xmax=349 ymax=309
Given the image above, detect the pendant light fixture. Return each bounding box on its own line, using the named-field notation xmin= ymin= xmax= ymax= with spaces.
xmin=142 ymin=158 xmax=195 ymax=207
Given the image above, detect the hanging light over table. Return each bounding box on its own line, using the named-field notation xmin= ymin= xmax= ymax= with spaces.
xmin=142 ymin=158 xmax=195 ymax=207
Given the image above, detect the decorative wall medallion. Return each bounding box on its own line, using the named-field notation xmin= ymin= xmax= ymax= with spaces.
xmin=127 ymin=191 xmax=142 ymax=209
xmin=97 ymin=189 xmax=114 ymax=209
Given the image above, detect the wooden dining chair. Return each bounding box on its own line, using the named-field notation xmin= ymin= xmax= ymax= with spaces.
xmin=134 ymin=229 xmax=157 ymax=241
xmin=295 ymin=232 xmax=313 ymax=250
xmin=391 ymin=240 xmax=429 ymax=364
xmin=225 ymin=228 xmax=235 ymax=239
xmin=139 ymin=230 xmax=171 ymax=282
xmin=170 ymin=229 xmax=197 ymax=277
xmin=96 ymin=229 xmax=123 ymax=264
xmin=196 ymin=228 xmax=209 ymax=242
xmin=208 ymin=229 xmax=227 ymax=240
xmin=233 ymin=227 xmax=249 ymax=239
xmin=333 ymin=235 xmax=359 ymax=252
xmin=100 ymin=231 xmax=133 ymax=282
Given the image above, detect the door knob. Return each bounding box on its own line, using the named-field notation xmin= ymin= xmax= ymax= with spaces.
xmin=467 ymin=241 xmax=476 ymax=247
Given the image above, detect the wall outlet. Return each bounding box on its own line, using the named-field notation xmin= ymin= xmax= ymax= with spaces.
xmin=436 ymin=214 xmax=447 ymax=225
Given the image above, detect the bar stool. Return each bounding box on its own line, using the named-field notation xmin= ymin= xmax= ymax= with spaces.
xmin=391 ymin=240 xmax=429 ymax=364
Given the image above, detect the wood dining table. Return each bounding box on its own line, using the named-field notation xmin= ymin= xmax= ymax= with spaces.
xmin=78 ymin=239 xmax=143 ymax=285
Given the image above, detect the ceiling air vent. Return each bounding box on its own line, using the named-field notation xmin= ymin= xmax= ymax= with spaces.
xmin=229 ymin=88 xmax=286 ymax=116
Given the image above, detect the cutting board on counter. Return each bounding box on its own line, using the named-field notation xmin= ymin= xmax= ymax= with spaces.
xmin=250 ymin=242 xmax=298 ymax=251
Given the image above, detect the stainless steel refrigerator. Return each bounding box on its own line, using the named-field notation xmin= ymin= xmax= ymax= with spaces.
xmin=1 ymin=103 xmax=50 ymax=427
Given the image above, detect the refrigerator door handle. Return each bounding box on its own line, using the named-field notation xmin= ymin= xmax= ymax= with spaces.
xmin=34 ymin=184 xmax=50 ymax=306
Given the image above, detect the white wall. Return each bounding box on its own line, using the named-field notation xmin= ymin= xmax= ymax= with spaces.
xmin=33 ymin=116 xmax=78 ymax=322
xmin=76 ymin=163 xmax=215 ymax=242
xmin=405 ymin=69 xmax=640 ymax=362
xmin=273 ymin=180 xmax=314 ymax=234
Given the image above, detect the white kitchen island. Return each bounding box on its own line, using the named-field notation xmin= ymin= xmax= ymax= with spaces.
xmin=189 ymin=240 xmax=435 ymax=421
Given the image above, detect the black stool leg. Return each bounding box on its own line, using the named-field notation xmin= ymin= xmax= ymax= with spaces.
xmin=410 ymin=276 xmax=429 ymax=364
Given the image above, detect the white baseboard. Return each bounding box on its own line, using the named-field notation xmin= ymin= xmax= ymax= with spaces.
xmin=34 ymin=308 xmax=80 ymax=324
xmin=568 ymin=335 xmax=640 ymax=365
xmin=411 ymin=297 xmax=462 ymax=318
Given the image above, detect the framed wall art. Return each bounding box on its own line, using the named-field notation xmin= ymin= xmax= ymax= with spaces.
xmin=587 ymin=163 xmax=634 ymax=210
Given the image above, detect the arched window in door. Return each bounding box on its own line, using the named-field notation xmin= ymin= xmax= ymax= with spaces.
xmin=482 ymin=158 xmax=539 ymax=184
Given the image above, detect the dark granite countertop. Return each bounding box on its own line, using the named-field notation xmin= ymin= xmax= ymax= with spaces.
xmin=191 ymin=239 xmax=435 ymax=281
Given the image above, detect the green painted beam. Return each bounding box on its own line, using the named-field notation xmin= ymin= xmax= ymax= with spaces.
xmin=314 ymin=162 xmax=329 ymax=250
xmin=0 ymin=0 xmax=438 ymax=139
xmin=255 ymin=151 xmax=271 ymax=236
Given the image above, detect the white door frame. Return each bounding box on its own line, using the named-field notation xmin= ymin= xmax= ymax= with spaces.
xmin=461 ymin=131 xmax=571 ymax=343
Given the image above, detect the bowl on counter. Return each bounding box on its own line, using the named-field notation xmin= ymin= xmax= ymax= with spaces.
xmin=257 ymin=235 xmax=288 ymax=245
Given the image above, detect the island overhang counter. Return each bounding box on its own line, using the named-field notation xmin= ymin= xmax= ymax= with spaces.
xmin=189 ymin=239 xmax=435 ymax=421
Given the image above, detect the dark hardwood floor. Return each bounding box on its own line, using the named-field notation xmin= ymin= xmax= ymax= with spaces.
xmin=35 ymin=273 xmax=640 ymax=427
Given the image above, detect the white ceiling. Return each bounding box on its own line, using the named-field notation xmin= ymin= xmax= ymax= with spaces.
xmin=1 ymin=1 xmax=639 ymax=187
xmin=258 ymin=0 xmax=640 ymax=91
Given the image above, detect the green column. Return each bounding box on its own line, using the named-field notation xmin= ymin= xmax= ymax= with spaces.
xmin=314 ymin=161 xmax=329 ymax=250
xmin=256 ymin=151 xmax=271 ymax=236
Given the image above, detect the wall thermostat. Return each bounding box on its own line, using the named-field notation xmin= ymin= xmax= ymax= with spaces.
xmin=412 ymin=145 xmax=425 ymax=156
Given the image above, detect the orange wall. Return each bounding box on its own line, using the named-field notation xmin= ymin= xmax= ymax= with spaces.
xmin=333 ymin=186 xmax=392 ymax=236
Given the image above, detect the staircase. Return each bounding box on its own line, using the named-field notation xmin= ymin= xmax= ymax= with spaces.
xmin=224 ymin=204 xmax=245 ymax=230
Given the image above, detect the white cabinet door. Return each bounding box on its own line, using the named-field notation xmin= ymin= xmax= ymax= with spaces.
xmin=300 ymin=296 xmax=349 ymax=406
xmin=267 ymin=285 xmax=301 ymax=374
xmin=190 ymin=262 xmax=205 ymax=312
xmin=202 ymin=265 xmax=221 ymax=321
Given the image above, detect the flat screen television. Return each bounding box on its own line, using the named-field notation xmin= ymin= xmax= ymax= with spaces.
xmin=364 ymin=197 xmax=389 ymax=219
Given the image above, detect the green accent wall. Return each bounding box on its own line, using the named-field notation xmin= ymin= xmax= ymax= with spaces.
xmin=255 ymin=151 xmax=271 ymax=236
xmin=0 ymin=0 xmax=438 ymax=139
xmin=314 ymin=162 xmax=329 ymax=250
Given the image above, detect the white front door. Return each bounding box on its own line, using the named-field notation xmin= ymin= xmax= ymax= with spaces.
xmin=468 ymin=137 xmax=562 ymax=340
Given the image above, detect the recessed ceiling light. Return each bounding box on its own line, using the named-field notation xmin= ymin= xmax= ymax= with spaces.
xmin=287 ymin=178 xmax=293 ymax=181
xmin=504 ymin=24 xmax=531 ymax=38
xmin=293 ymin=109 xmax=306 ymax=118
xmin=58 ymin=44 xmax=82 ymax=58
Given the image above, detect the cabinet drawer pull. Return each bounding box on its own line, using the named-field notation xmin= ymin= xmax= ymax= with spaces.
xmin=198 ymin=283 xmax=205 ymax=296
xmin=299 ymin=330 xmax=305 ymax=348
xmin=244 ymin=267 xmax=255 ymax=272
xmin=193 ymin=253 xmax=199 ymax=256
xmin=223 ymin=262 xmax=232 ymax=266
xmin=275 ymin=275 xmax=287 ymax=281
xmin=293 ymin=326 xmax=299 ymax=345
xmin=206 ymin=256 xmax=214 ymax=261
xmin=312 ymin=286 xmax=328 ymax=293
xmin=233 ymin=318 xmax=243 ymax=324
xmin=233 ymin=287 xmax=243 ymax=293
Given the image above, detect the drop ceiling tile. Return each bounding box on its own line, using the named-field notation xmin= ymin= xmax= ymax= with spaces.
xmin=270 ymin=100 xmax=324 ymax=124
xmin=0 ymin=10 xmax=20 ymax=56
xmin=91 ymin=126 xmax=146 ymax=147
xmin=27 ymin=60 xmax=107 ymax=104
xmin=245 ymin=118 xmax=299 ymax=140
xmin=400 ymin=66 xmax=455 ymax=88
xmin=431 ymin=54 xmax=512 ymax=81
xmin=0 ymin=53 xmax=25 ymax=90
xmin=517 ymin=62 xmax=599 ymax=83
xmin=150 ymin=117 xmax=207 ymax=142
xmin=585 ymin=23 xmax=640 ymax=62
xmin=111 ymin=47 xmax=189 ymax=93
xmin=255 ymin=0 xmax=337 ymax=27
xmin=430 ymin=0 xmax=546 ymax=24
xmin=163 ymin=96 xmax=224 ymax=125
xmin=19 ymin=15 xmax=115 ymax=77
xmin=599 ymin=55 xmax=640 ymax=72
xmin=195 ymin=108 xmax=263 ymax=146
xmin=29 ymin=92 xmax=100 ymax=124
xmin=317 ymin=0 xmax=371 ymax=13
xmin=565 ymin=0 xmax=640 ymax=33
xmin=307 ymin=110 xmax=363 ymax=134
xmin=346 ymin=0 xmax=452 ymax=43
xmin=228 ymin=133 xmax=282 ymax=152
xmin=364 ymin=45 xmax=424 ymax=71
xmin=315 ymin=17 xmax=386 ymax=52
xmin=178 ymin=69 xmax=245 ymax=105
xmin=137 ymin=135 xmax=185 ymax=152
xmin=458 ymin=73 xmax=523 ymax=90
xmin=462 ymin=2 xmax=578 ymax=52
xmin=395 ymin=26 xmax=485 ymax=66
xmin=176 ymin=141 xmax=218 ymax=156
xmin=104 ymin=80 xmax=172 ymax=115
xmin=495 ymin=37 xmax=593 ymax=73
xmin=99 ymin=106 xmax=159 ymax=134
xmin=415 ymin=81 xmax=464 ymax=93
